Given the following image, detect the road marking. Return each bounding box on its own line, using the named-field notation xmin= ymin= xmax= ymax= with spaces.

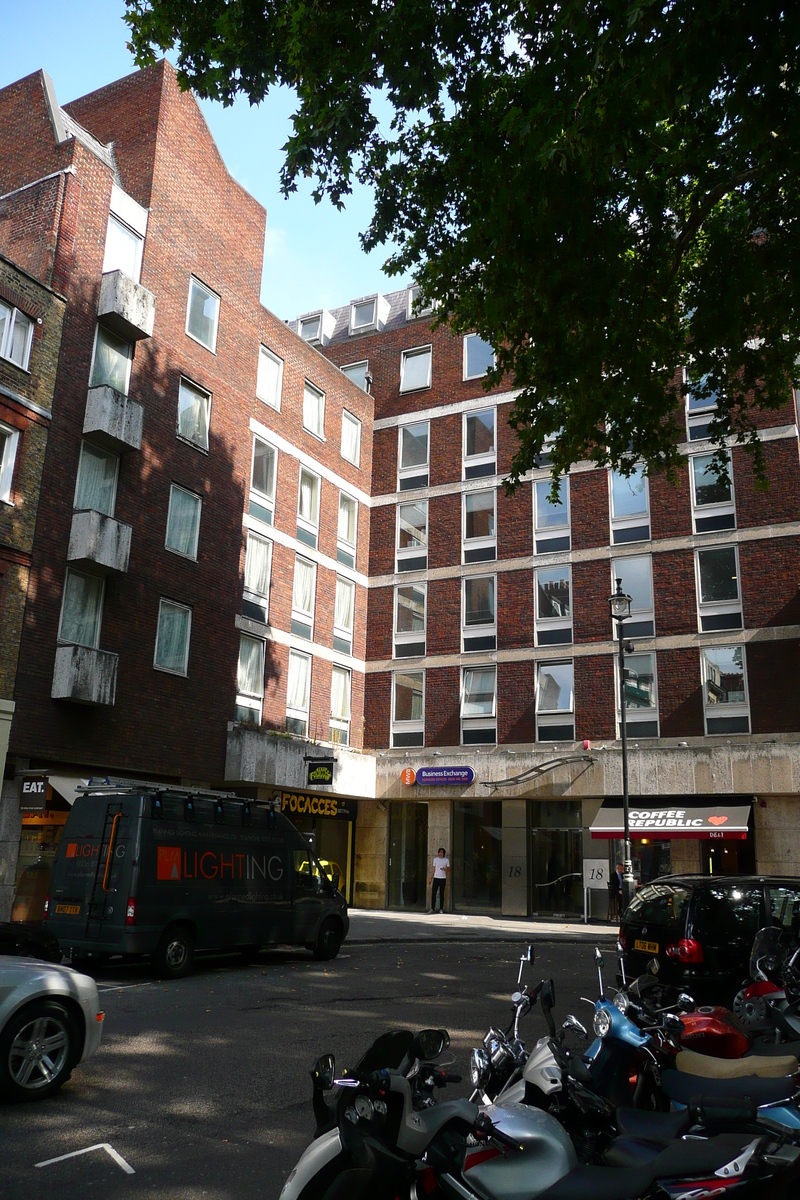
xmin=35 ymin=1143 xmax=135 ymax=1175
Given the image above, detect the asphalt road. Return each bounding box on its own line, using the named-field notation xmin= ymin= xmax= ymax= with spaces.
xmin=2 ymin=937 xmax=615 ymax=1199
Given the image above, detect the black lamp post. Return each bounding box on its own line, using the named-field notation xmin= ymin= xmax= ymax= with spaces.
xmin=608 ymin=578 xmax=636 ymax=912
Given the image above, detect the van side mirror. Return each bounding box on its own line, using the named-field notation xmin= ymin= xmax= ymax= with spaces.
xmin=312 ymin=1054 xmax=335 ymax=1090
xmin=330 ymin=872 xmax=340 ymax=893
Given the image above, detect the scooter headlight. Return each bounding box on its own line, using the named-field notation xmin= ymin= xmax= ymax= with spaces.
xmin=593 ymin=1007 xmax=613 ymax=1039
xmin=470 ymin=1047 xmax=490 ymax=1088
xmin=613 ymin=991 xmax=629 ymax=1016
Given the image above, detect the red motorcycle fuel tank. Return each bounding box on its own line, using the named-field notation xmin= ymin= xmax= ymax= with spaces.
xmin=679 ymin=1006 xmax=752 ymax=1058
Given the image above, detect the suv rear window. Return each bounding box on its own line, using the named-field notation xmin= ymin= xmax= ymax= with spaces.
xmin=626 ymin=882 xmax=691 ymax=927
xmin=693 ymin=884 xmax=762 ymax=942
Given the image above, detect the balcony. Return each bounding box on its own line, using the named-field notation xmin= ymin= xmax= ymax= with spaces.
xmin=51 ymin=644 xmax=118 ymax=706
xmin=83 ymin=385 xmax=143 ymax=452
xmin=68 ymin=510 xmax=132 ymax=574
xmin=97 ymin=269 xmax=155 ymax=341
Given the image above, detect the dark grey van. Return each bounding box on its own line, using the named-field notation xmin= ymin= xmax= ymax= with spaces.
xmin=44 ymin=782 xmax=349 ymax=977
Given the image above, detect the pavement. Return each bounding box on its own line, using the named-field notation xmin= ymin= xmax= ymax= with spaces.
xmin=346 ymin=906 xmax=619 ymax=944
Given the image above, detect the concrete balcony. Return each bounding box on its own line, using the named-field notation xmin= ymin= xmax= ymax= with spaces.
xmin=97 ymin=269 xmax=155 ymax=341
xmin=68 ymin=510 xmax=132 ymax=574
xmin=83 ymin=385 xmax=143 ymax=452
xmin=51 ymin=644 xmax=118 ymax=706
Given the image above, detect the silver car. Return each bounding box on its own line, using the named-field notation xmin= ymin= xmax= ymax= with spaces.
xmin=0 ymin=956 xmax=104 ymax=1101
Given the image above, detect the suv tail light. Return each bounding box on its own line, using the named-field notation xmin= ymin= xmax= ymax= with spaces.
xmin=43 ymin=894 xmax=49 ymax=917
xmin=618 ymin=933 xmax=627 ymax=950
xmin=666 ymin=938 xmax=704 ymax=963
xmin=125 ymin=897 xmax=136 ymax=926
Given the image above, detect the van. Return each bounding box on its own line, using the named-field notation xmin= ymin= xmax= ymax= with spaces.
xmin=44 ymin=782 xmax=349 ymax=977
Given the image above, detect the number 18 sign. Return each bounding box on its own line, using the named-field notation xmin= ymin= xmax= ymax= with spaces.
xmin=582 ymin=859 xmax=608 ymax=890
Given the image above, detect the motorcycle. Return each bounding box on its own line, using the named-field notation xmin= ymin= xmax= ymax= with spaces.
xmin=734 ymin=928 xmax=800 ymax=1043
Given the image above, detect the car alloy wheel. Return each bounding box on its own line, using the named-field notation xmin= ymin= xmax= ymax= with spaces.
xmin=0 ymin=1000 xmax=77 ymax=1101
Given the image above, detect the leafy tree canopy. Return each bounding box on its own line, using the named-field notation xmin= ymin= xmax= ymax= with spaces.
xmin=126 ymin=1 xmax=800 ymax=486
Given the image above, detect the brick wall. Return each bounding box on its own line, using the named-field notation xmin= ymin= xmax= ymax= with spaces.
xmin=657 ymin=648 xmax=704 ymax=738
xmin=498 ymin=661 xmax=536 ymax=744
xmin=575 ymin=655 xmax=616 ymax=741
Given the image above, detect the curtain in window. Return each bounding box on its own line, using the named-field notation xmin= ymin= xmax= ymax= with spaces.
xmin=330 ymin=666 xmax=351 ymax=721
xmin=338 ymin=495 xmax=356 ymax=544
xmin=237 ymin=635 xmax=264 ymax=697
xmin=462 ymin=667 xmax=496 ymax=716
xmin=257 ymin=348 xmax=282 ymax=406
xmin=303 ymin=385 xmax=323 ymax=435
xmin=287 ymin=652 xmax=310 ymax=711
xmin=91 ymin=327 xmax=130 ymax=393
xmin=74 ymin=443 xmax=118 ymax=515
xmin=334 ymin=578 xmax=354 ymax=632
xmin=178 ymin=382 xmax=208 ymax=447
xmin=166 ymin=487 xmax=200 ymax=556
xmin=9 ymin=312 xmax=32 ymax=368
xmin=341 ymin=413 xmax=360 ymax=464
xmin=252 ymin=440 xmax=275 ymax=496
xmin=299 ymin=471 xmax=318 ymax=523
xmin=60 ymin=571 xmax=103 ymax=647
xmin=293 ymin=558 xmax=315 ymax=615
xmin=244 ymin=534 xmax=271 ymax=596
xmin=156 ymin=602 xmax=190 ymax=672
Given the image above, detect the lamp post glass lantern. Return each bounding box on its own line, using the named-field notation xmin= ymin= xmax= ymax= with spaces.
xmin=609 ymin=579 xmax=636 ymax=912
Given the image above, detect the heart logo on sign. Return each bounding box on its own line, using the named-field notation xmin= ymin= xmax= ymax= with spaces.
xmin=708 ymin=815 xmax=728 ymax=826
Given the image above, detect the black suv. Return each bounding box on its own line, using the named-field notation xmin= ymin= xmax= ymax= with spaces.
xmin=619 ymin=874 xmax=800 ymax=1004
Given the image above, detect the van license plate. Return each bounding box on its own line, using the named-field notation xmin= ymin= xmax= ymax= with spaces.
xmin=634 ymin=939 xmax=658 ymax=954
xmin=54 ymin=903 xmax=81 ymax=915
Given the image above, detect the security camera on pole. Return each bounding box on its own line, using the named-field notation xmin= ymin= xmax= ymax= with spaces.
xmin=608 ymin=579 xmax=636 ymax=913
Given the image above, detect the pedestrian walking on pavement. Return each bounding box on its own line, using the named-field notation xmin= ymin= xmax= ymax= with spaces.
xmin=429 ymin=848 xmax=450 ymax=912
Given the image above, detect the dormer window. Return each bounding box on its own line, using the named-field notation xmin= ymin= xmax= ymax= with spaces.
xmin=407 ymin=285 xmax=435 ymax=320
xmin=300 ymin=314 xmax=321 ymax=342
xmin=297 ymin=310 xmax=335 ymax=345
xmin=349 ymin=294 xmax=389 ymax=335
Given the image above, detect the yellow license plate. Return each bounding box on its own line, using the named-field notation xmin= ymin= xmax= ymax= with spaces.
xmin=635 ymin=939 xmax=659 ymax=954
xmin=54 ymin=903 xmax=81 ymax=915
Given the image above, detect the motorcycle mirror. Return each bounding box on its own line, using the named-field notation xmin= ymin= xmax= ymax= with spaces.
xmin=561 ymin=1014 xmax=588 ymax=1040
xmin=312 ymin=1054 xmax=335 ymax=1090
xmin=412 ymin=1029 xmax=449 ymax=1061
xmin=526 ymin=944 xmax=534 ymax=963
xmin=677 ymin=992 xmax=695 ymax=1011
xmin=664 ymin=1012 xmax=684 ymax=1034
xmin=647 ymin=957 xmax=660 ymax=976
xmin=594 ymin=947 xmax=605 ymax=967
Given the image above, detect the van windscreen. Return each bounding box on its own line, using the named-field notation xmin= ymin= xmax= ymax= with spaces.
xmin=626 ymin=883 xmax=691 ymax=926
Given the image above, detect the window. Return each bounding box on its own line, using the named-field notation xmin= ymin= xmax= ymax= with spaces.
xmin=394 ymin=583 xmax=426 ymax=658
xmin=0 ymin=422 xmax=20 ymax=503
xmin=464 ymin=334 xmax=495 ymax=380
xmin=291 ymin=555 xmax=316 ymax=639
xmin=690 ymin=452 xmax=735 ymax=533
xmin=464 ymin=408 xmax=496 ymax=479
xmin=350 ymin=297 xmax=376 ymax=333
xmin=186 ymin=277 xmax=220 ymax=352
xmin=154 ymin=599 xmax=192 ymax=675
xmin=701 ymin=645 xmax=750 ymax=734
xmin=618 ymin=651 xmax=659 ymax=738
xmin=341 ymin=410 xmax=361 ymax=467
xmin=398 ymin=421 xmax=429 ymax=490
xmin=392 ymin=670 xmax=424 ymax=747
xmin=685 ymin=369 xmax=720 ymax=441
xmin=330 ymin=665 xmax=352 ymax=745
xmin=463 ymin=489 xmax=496 ymax=563
xmin=333 ymin=577 xmax=355 ymax=654
xmin=235 ymin=634 xmax=264 ymax=725
xmin=341 ymin=361 xmax=370 ymax=391
xmin=337 ymin=491 xmax=358 ymax=567
xmin=767 ymin=886 xmax=800 ymax=938
xmin=103 ymin=214 xmax=143 ymax=282
xmin=58 ymin=569 xmax=104 ymax=647
xmin=696 ymin=545 xmax=742 ymax=631
xmin=534 ymin=478 xmax=571 ymax=553
xmin=298 ymin=311 xmax=332 ymax=344
xmin=396 ymin=500 xmax=428 ymax=571
xmin=463 ymin=576 xmax=496 ymax=652
xmin=286 ymin=649 xmax=312 ymax=735
xmin=165 ymin=485 xmax=202 ymax=560
xmin=256 ymin=345 xmax=283 ymax=410
xmin=400 ymin=345 xmax=432 ymax=392
xmin=90 ymin=325 xmax=132 ymax=394
xmin=406 ymin=285 xmax=435 ymax=320
xmin=610 ymin=555 xmax=655 ymax=637
xmin=243 ymin=532 xmax=272 ymax=622
xmin=535 ymin=566 xmax=572 ymax=646
xmin=610 ymin=466 xmax=650 ymax=544
xmin=177 ymin=378 xmax=210 ymax=451
xmin=0 ymin=302 xmax=33 ymax=371
xmin=297 ymin=468 xmax=321 ymax=549
xmin=536 ymin=661 xmax=574 ymax=742
xmin=461 ymin=666 xmax=497 ymax=745
xmin=74 ymin=441 xmax=119 ymax=516
xmin=303 ymin=381 xmax=325 ymax=439
xmin=249 ymin=436 xmax=277 ymax=525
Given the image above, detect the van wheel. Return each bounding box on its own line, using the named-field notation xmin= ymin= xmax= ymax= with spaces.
xmin=0 ymin=1000 xmax=78 ymax=1102
xmin=313 ymin=919 xmax=342 ymax=961
xmin=153 ymin=925 xmax=195 ymax=979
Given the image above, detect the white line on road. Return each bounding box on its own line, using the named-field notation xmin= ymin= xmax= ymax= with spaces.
xmin=35 ymin=1143 xmax=135 ymax=1174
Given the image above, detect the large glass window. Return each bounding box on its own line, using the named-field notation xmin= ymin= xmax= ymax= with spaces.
xmin=394 ymin=583 xmax=426 ymax=657
xmin=337 ymin=492 xmax=358 ymax=566
xmin=74 ymin=441 xmax=119 ymax=516
xmin=235 ymin=634 xmax=264 ymax=724
xmin=463 ymin=334 xmax=495 ymax=380
xmin=186 ymin=276 xmax=220 ymax=351
xmin=244 ymin=532 xmax=272 ymax=607
xmin=303 ymin=381 xmax=325 ymax=438
xmin=535 ymin=566 xmax=572 ymax=645
xmin=291 ymin=555 xmax=316 ymax=638
xmin=453 ymin=801 xmax=503 ymax=911
xmin=610 ymin=466 xmax=650 ymax=543
xmin=341 ymin=361 xmax=369 ymax=391
xmin=701 ymin=645 xmax=750 ymax=734
xmin=463 ymin=489 xmax=496 ymax=562
xmin=464 ymin=408 xmax=496 ymax=479
xmin=396 ymin=501 xmax=428 ymax=570
xmin=177 ymin=378 xmax=210 ymax=450
xmin=58 ymin=570 xmax=104 ymax=647
xmin=534 ymin=478 xmax=571 ymax=552
xmin=90 ymin=325 xmax=132 ymax=394
xmin=398 ymin=421 xmax=430 ymax=489
xmin=536 ymin=661 xmax=575 ymax=741
xmin=165 ymin=484 xmax=202 ymax=559
xmin=154 ymin=599 xmax=191 ymax=675
xmin=619 ymin=651 xmax=659 ymax=738
xmin=463 ymin=576 xmax=496 ymax=652
xmin=297 ymin=468 xmax=321 ymax=548
xmin=685 ymin=368 xmax=720 ymax=440
xmin=0 ymin=302 xmax=34 ymax=370
xmin=461 ymin=666 xmax=497 ymax=744
xmin=392 ymin=670 xmax=425 ymax=747
xmin=286 ymin=650 xmax=312 ymax=735
xmin=256 ymin=345 xmax=283 ymax=410
xmin=690 ymin=452 xmax=735 ymax=533
xmin=248 ymin=437 xmax=277 ymax=526
xmin=341 ymin=410 xmax=361 ymax=466
xmin=610 ymin=555 xmax=655 ymax=637
xmin=333 ymin=577 xmax=355 ymax=653
xmin=330 ymin=665 xmax=352 ymax=745
xmin=0 ymin=423 xmax=20 ymax=503
xmin=103 ymin=215 xmax=143 ymax=281
xmin=400 ymin=346 xmax=432 ymax=392
xmin=696 ymin=545 xmax=742 ymax=631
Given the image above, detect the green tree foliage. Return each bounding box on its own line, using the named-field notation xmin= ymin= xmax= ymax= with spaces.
xmin=126 ymin=1 xmax=800 ymax=485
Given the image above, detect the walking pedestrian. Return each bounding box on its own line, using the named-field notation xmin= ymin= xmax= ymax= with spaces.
xmin=428 ymin=847 xmax=450 ymax=913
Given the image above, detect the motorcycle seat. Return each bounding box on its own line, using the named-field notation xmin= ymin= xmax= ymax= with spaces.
xmin=615 ymin=1107 xmax=690 ymax=1140
xmin=604 ymin=1132 xmax=754 ymax=1172
xmin=676 ymin=1048 xmax=798 ymax=1078
xmin=662 ymin=1068 xmax=799 ymax=1108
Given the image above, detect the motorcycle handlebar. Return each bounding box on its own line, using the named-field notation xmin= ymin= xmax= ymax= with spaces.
xmin=474 ymin=1112 xmax=523 ymax=1152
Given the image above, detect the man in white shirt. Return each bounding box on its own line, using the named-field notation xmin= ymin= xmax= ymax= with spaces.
xmin=428 ymin=848 xmax=450 ymax=913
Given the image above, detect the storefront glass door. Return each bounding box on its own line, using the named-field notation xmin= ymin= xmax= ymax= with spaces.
xmin=453 ymin=800 xmax=502 ymax=911
xmin=530 ymin=800 xmax=583 ymax=915
xmin=388 ymin=801 xmax=428 ymax=909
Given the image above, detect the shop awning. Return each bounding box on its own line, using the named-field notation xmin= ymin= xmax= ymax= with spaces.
xmin=47 ymin=774 xmax=90 ymax=806
xmin=590 ymin=799 xmax=751 ymax=840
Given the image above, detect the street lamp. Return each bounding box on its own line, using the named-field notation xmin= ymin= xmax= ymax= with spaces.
xmin=608 ymin=579 xmax=636 ymax=913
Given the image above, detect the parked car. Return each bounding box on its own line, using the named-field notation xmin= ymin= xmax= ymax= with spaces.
xmin=0 ymin=921 xmax=61 ymax=963
xmin=618 ymin=874 xmax=800 ymax=1003
xmin=0 ymin=957 xmax=104 ymax=1101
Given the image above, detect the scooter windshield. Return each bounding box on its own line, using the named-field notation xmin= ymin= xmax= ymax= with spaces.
xmin=354 ymin=1029 xmax=415 ymax=1074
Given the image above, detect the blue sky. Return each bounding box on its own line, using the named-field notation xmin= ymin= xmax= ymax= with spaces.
xmin=0 ymin=1 xmax=403 ymax=321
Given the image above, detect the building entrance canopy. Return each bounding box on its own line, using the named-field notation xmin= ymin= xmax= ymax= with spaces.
xmin=590 ymin=797 xmax=752 ymax=840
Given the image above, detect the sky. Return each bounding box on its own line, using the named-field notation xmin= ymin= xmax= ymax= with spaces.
xmin=0 ymin=1 xmax=404 ymax=322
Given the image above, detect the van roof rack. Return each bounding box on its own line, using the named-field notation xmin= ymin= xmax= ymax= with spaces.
xmin=77 ymin=778 xmax=244 ymax=802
